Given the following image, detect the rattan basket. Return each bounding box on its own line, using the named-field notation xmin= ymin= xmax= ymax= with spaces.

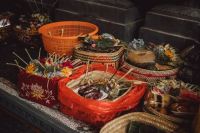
xmin=38 ymin=21 xmax=99 ymax=55
xmin=74 ymin=46 xmax=124 ymax=69
xmin=121 ymin=62 xmax=179 ymax=82
xmin=100 ymin=112 xmax=184 ymax=133
xmin=14 ymin=27 xmax=41 ymax=47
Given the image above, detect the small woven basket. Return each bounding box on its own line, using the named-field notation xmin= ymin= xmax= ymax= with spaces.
xmin=38 ymin=21 xmax=99 ymax=55
xmin=121 ymin=62 xmax=179 ymax=82
xmin=14 ymin=28 xmax=41 ymax=47
xmin=74 ymin=46 xmax=124 ymax=69
xmin=100 ymin=112 xmax=184 ymax=133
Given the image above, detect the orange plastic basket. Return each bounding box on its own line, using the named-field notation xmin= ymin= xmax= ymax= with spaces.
xmin=38 ymin=21 xmax=99 ymax=55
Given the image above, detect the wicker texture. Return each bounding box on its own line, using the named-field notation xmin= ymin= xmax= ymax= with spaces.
xmin=121 ymin=62 xmax=178 ymax=82
xmin=144 ymin=106 xmax=188 ymax=124
xmin=74 ymin=46 xmax=124 ymax=69
xmin=38 ymin=21 xmax=99 ymax=55
xmin=100 ymin=112 xmax=182 ymax=133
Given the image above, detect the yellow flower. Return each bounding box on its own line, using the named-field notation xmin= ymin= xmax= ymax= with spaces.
xmin=30 ymin=84 xmax=45 ymax=100
xmin=165 ymin=49 xmax=174 ymax=59
xmin=26 ymin=63 xmax=36 ymax=74
xmin=60 ymin=67 xmax=72 ymax=77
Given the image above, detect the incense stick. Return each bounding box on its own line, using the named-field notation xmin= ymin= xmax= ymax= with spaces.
xmin=61 ymin=28 xmax=64 ymax=37
xmin=6 ymin=63 xmax=25 ymax=70
xmin=14 ymin=60 xmax=25 ymax=70
xmin=48 ymin=31 xmax=52 ymax=37
xmin=12 ymin=52 xmax=28 ymax=65
xmin=38 ymin=47 xmax=41 ymax=59
xmin=25 ymin=49 xmax=33 ymax=61
xmin=117 ymin=68 xmax=133 ymax=83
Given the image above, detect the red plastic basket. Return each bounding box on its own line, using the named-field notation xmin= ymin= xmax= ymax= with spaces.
xmin=58 ymin=64 xmax=147 ymax=126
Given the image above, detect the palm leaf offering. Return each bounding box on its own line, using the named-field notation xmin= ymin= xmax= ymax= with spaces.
xmin=145 ymin=79 xmax=199 ymax=120
xmin=7 ymin=49 xmax=81 ymax=79
xmin=15 ymin=13 xmax=50 ymax=33
xmin=127 ymin=39 xmax=182 ymax=71
xmin=68 ymin=65 xmax=134 ymax=101
xmin=78 ymin=33 xmax=121 ymax=53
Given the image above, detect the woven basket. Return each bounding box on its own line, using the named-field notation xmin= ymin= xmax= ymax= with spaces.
xmin=14 ymin=27 xmax=41 ymax=47
xmin=143 ymin=105 xmax=189 ymax=124
xmin=38 ymin=21 xmax=99 ymax=55
xmin=100 ymin=112 xmax=184 ymax=133
xmin=74 ymin=46 xmax=124 ymax=69
xmin=121 ymin=62 xmax=179 ymax=82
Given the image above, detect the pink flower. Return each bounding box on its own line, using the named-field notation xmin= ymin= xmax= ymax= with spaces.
xmin=91 ymin=43 xmax=96 ymax=48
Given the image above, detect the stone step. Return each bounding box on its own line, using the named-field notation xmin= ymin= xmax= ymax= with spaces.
xmin=57 ymin=0 xmax=144 ymax=23
xmin=55 ymin=9 xmax=144 ymax=41
xmin=139 ymin=27 xmax=200 ymax=51
xmin=144 ymin=5 xmax=200 ymax=41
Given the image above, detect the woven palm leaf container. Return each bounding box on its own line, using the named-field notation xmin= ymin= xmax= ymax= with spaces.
xmin=121 ymin=62 xmax=179 ymax=82
xmin=73 ymin=34 xmax=125 ymax=69
xmin=100 ymin=112 xmax=185 ymax=133
xmin=74 ymin=46 xmax=124 ymax=69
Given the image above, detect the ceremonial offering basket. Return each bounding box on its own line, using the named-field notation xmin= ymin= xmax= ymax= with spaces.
xmin=121 ymin=62 xmax=179 ymax=82
xmin=14 ymin=28 xmax=40 ymax=47
xmin=38 ymin=21 xmax=99 ymax=55
xmin=18 ymin=70 xmax=60 ymax=107
xmin=58 ymin=64 xmax=146 ymax=126
xmin=74 ymin=46 xmax=124 ymax=69
xmin=100 ymin=112 xmax=185 ymax=133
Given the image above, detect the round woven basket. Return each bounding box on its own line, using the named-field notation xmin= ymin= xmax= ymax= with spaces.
xmin=38 ymin=21 xmax=99 ymax=55
xmin=100 ymin=112 xmax=184 ymax=133
xmin=121 ymin=62 xmax=179 ymax=82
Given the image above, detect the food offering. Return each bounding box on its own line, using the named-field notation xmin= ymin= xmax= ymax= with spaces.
xmin=0 ymin=12 xmax=13 ymax=43
xmin=74 ymin=33 xmax=125 ymax=68
xmin=58 ymin=63 xmax=146 ymax=126
xmin=144 ymin=79 xmax=199 ymax=123
xmin=7 ymin=49 xmax=81 ymax=107
xmin=14 ymin=13 xmax=50 ymax=47
xmin=122 ymin=39 xmax=182 ymax=82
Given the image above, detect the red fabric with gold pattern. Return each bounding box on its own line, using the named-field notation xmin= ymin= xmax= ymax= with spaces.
xmin=58 ymin=64 xmax=147 ymax=126
xmin=18 ymin=70 xmax=60 ymax=107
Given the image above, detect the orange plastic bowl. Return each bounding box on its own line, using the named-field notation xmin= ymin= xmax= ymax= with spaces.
xmin=38 ymin=21 xmax=99 ymax=55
